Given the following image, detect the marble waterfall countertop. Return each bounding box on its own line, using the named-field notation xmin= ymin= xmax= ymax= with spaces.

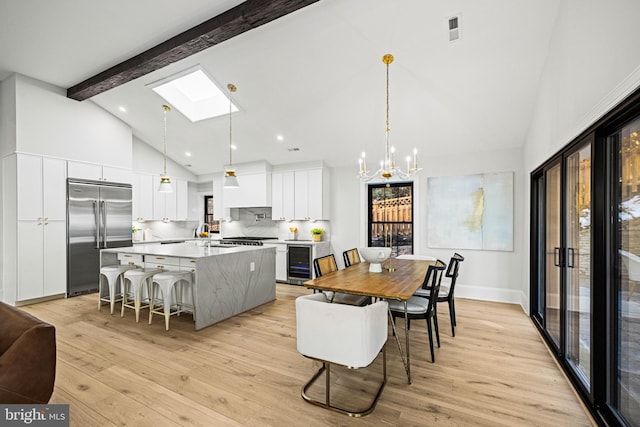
xmin=101 ymin=243 xmax=276 ymax=330
xmin=106 ymin=242 xmax=264 ymax=258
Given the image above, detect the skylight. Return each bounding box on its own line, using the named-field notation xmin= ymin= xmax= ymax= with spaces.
xmin=150 ymin=68 xmax=238 ymax=122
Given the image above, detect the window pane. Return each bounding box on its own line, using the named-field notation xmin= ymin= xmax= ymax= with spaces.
xmin=565 ymin=143 xmax=591 ymax=386
xmin=545 ymin=164 xmax=562 ymax=348
xmin=368 ymin=182 xmax=413 ymax=256
xmin=617 ymin=117 xmax=640 ymax=424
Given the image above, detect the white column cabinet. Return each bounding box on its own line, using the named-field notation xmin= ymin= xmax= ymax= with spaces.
xmin=13 ymin=154 xmax=68 ymax=300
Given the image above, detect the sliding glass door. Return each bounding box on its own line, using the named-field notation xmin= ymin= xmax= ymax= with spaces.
xmin=615 ymin=117 xmax=640 ymax=424
xmin=565 ymin=143 xmax=592 ymax=387
xmin=545 ymin=162 xmax=562 ymax=349
xmin=532 ymin=137 xmax=593 ymax=397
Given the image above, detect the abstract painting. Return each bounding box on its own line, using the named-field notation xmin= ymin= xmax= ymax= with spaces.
xmin=427 ymin=172 xmax=513 ymax=251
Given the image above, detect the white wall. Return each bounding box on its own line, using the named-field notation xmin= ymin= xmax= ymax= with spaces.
xmin=522 ymin=0 xmax=640 ymax=310
xmin=132 ymin=136 xmax=197 ymax=180
xmin=0 ymin=74 xmax=16 ymax=157
xmin=13 ymin=74 xmax=132 ymax=167
xmin=329 ymin=166 xmax=362 ymax=269
xmin=416 ymin=148 xmax=525 ymax=305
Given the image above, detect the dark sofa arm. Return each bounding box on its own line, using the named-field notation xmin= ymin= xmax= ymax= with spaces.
xmin=0 ymin=323 xmax=56 ymax=404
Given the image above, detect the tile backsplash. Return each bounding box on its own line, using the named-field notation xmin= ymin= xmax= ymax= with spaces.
xmin=221 ymin=207 xmax=330 ymax=240
xmin=133 ymin=207 xmax=331 ymax=241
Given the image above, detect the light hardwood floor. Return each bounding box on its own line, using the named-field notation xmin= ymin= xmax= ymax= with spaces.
xmin=21 ymin=284 xmax=594 ymax=426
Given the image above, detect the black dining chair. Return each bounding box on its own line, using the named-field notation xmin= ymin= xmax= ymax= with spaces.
xmin=342 ymin=248 xmax=361 ymax=267
xmin=414 ymin=253 xmax=464 ymax=336
xmin=389 ymin=259 xmax=446 ymax=362
xmin=313 ymin=254 xmax=370 ymax=306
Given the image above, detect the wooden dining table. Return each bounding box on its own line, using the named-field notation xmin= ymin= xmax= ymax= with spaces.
xmin=304 ymin=258 xmax=434 ymax=384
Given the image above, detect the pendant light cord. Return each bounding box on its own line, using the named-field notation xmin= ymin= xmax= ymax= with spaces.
xmin=227 ymin=84 xmax=237 ymax=168
xmin=162 ymin=104 xmax=170 ymax=175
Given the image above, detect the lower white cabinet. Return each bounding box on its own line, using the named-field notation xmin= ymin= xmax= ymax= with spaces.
xmin=264 ymin=243 xmax=288 ymax=282
xmin=17 ymin=220 xmax=66 ymax=300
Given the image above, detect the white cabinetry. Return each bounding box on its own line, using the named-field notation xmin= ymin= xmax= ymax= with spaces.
xmin=271 ymin=167 xmax=330 ymax=220
xmin=132 ymin=173 xmax=154 ymax=221
xmin=68 ymin=160 xmax=132 ymax=184
xmin=264 ymin=243 xmax=288 ymax=282
xmin=223 ymin=172 xmax=271 ymax=208
xmin=136 ymin=175 xmax=189 ymax=221
xmin=176 ymin=179 xmax=189 ymax=220
xmin=152 ymin=175 xmax=190 ymax=221
xmin=271 ymin=171 xmax=295 ymax=220
xmin=13 ymin=154 xmax=67 ymax=300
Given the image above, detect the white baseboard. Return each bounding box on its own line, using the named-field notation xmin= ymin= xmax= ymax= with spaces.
xmin=456 ymin=284 xmax=524 ymax=307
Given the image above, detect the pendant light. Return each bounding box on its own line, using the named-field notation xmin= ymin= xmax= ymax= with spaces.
xmin=223 ymin=83 xmax=240 ymax=188
xmin=158 ymin=104 xmax=173 ymax=192
xmin=358 ymin=54 xmax=421 ymax=182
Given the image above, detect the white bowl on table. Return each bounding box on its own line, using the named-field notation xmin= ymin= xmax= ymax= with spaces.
xmin=359 ymin=247 xmax=392 ymax=273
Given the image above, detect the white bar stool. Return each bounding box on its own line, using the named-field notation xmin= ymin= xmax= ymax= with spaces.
xmin=121 ymin=268 xmax=161 ymax=322
xmin=148 ymin=271 xmax=194 ymax=330
xmin=99 ymin=265 xmax=138 ymax=314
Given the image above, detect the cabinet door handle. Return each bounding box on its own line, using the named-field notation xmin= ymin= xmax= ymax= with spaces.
xmin=155 ymin=257 xmax=165 ymax=260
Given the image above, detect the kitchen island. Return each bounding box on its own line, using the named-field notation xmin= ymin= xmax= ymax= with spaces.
xmin=100 ymin=242 xmax=276 ymax=330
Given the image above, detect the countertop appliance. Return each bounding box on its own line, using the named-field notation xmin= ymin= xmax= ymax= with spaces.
xmin=220 ymin=237 xmax=278 ymax=246
xmin=67 ymin=179 xmax=132 ymax=297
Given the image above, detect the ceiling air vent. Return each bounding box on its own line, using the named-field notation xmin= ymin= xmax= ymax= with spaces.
xmin=448 ymin=16 xmax=460 ymax=41
xmin=288 ymin=147 xmax=300 ymax=152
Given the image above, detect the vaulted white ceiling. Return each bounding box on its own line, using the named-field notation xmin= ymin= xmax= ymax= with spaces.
xmin=0 ymin=0 xmax=559 ymax=176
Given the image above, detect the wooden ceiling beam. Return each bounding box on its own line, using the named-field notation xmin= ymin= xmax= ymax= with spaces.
xmin=67 ymin=0 xmax=320 ymax=101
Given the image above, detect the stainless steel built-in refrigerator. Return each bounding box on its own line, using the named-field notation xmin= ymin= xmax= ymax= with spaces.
xmin=67 ymin=179 xmax=132 ymax=297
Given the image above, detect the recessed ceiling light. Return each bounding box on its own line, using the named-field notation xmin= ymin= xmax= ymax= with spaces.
xmin=231 ymin=144 xmax=237 ymax=150
xmin=119 ymin=106 xmax=127 ymax=112
xmin=185 ymin=152 xmax=192 ymax=157
xmin=149 ymin=67 xmax=238 ymax=122
xmin=276 ymin=134 xmax=284 ymax=142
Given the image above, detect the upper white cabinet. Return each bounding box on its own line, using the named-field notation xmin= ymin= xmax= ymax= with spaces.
xmin=271 ymin=171 xmax=295 ymax=220
xmin=17 ymin=154 xmax=66 ymax=221
xmin=68 ymin=160 xmax=132 ymax=184
xmin=132 ymin=173 xmax=154 ymax=221
xmin=223 ymin=172 xmax=271 ymax=208
xmin=272 ymin=167 xmax=330 ymax=220
xmin=176 ymin=179 xmax=189 ymax=220
xmin=132 ymin=174 xmax=189 ymax=221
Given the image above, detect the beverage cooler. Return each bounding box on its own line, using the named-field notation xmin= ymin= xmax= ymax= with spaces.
xmin=287 ymin=245 xmax=312 ymax=285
